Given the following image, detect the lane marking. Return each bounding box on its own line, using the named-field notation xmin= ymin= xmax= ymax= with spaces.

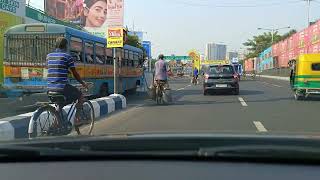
xmin=176 ymin=88 xmax=185 ymax=91
xmin=260 ymin=81 xmax=282 ymax=88
xmin=271 ymin=84 xmax=282 ymax=88
xmin=187 ymin=85 xmax=192 ymax=87
xmin=253 ymin=121 xmax=268 ymax=132
xmin=260 ymin=81 xmax=270 ymax=85
xmin=238 ymin=97 xmax=248 ymax=107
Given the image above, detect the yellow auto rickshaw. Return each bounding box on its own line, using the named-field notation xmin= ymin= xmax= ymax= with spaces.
xmin=290 ymin=54 xmax=320 ymax=100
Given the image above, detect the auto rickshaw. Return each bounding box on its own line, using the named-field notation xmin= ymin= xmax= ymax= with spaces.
xmin=290 ymin=54 xmax=320 ymax=100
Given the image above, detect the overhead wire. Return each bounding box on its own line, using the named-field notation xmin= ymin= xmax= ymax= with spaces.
xmin=169 ymin=0 xmax=304 ymax=8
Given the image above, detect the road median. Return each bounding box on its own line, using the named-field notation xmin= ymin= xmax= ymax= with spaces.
xmin=0 ymin=94 xmax=126 ymax=141
xmin=258 ymin=75 xmax=290 ymax=81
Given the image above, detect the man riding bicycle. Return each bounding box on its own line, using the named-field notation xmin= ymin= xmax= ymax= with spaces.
xmin=193 ymin=67 xmax=199 ymax=84
xmin=47 ymin=37 xmax=88 ymax=125
xmin=154 ymin=54 xmax=169 ymax=87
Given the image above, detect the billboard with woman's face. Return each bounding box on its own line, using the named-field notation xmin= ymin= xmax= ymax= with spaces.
xmin=45 ymin=0 xmax=110 ymax=37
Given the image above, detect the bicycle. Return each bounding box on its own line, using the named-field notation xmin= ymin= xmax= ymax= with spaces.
xmin=192 ymin=76 xmax=198 ymax=85
xmin=28 ymin=84 xmax=95 ymax=138
xmin=155 ymin=80 xmax=166 ymax=105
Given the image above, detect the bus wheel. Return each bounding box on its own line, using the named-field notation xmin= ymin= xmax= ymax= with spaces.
xmin=99 ymin=83 xmax=109 ymax=97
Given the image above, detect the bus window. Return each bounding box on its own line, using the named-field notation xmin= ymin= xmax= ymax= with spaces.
xmin=124 ymin=50 xmax=129 ymax=60
xmin=86 ymin=55 xmax=94 ymax=64
xmin=121 ymin=59 xmax=126 ymax=67
xmin=105 ymin=48 xmax=113 ymax=65
xmin=96 ymin=55 xmax=104 ymax=64
xmin=5 ymin=34 xmax=59 ymax=66
xmin=85 ymin=42 xmax=94 ymax=64
xmin=96 ymin=43 xmax=106 ymax=64
xmin=107 ymin=56 xmax=113 ymax=65
xmin=70 ymin=37 xmax=83 ymax=63
xmin=129 ymin=51 xmax=134 ymax=61
xmin=70 ymin=51 xmax=81 ymax=62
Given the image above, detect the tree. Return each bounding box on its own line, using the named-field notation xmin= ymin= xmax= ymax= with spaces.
xmin=243 ymin=32 xmax=281 ymax=59
xmin=280 ymin=29 xmax=297 ymax=41
xmin=243 ymin=29 xmax=297 ymax=59
xmin=125 ymin=34 xmax=146 ymax=56
xmin=126 ymin=34 xmax=143 ymax=49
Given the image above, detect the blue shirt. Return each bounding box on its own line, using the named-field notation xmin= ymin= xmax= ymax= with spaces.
xmin=194 ymin=69 xmax=199 ymax=76
xmin=47 ymin=49 xmax=75 ymax=91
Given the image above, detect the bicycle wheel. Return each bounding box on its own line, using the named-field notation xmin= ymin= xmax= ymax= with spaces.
xmin=74 ymin=100 xmax=95 ymax=135
xmin=29 ymin=105 xmax=61 ymax=138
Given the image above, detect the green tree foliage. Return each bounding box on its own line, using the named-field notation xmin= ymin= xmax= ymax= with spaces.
xmin=125 ymin=34 xmax=146 ymax=56
xmin=243 ymin=29 xmax=296 ymax=59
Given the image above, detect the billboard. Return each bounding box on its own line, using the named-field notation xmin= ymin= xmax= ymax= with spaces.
xmin=107 ymin=0 xmax=124 ymax=28
xmin=142 ymin=41 xmax=151 ymax=58
xmin=45 ymin=0 xmax=123 ymax=38
xmin=45 ymin=0 xmax=84 ymax=25
xmin=107 ymin=27 xmax=123 ymax=48
xmin=0 ymin=0 xmax=25 ymax=17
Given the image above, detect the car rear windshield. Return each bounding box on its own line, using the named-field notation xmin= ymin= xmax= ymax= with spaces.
xmin=208 ymin=65 xmax=234 ymax=74
xmin=312 ymin=63 xmax=320 ymax=71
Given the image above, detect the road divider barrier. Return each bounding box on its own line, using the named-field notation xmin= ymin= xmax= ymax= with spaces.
xmin=257 ymin=75 xmax=289 ymax=81
xmin=244 ymin=74 xmax=290 ymax=81
xmin=0 ymin=94 xmax=127 ymax=141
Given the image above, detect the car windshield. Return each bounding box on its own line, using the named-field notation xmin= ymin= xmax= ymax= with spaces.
xmin=209 ymin=66 xmax=234 ymax=75
xmin=1 ymin=0 xmax=320 ymax=159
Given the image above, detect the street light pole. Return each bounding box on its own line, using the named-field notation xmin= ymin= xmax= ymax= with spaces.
xmin=307 ymin=0 xmax=311 ymax=26
xmin=258 ymin=26 xmax=290 ymax=44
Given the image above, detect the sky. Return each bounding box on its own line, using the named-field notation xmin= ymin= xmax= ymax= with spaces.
xmin=29 ymin=0 xmax=320 ymax=57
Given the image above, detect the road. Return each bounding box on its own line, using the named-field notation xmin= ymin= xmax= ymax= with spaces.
xmin=0 ymin=93 xmax=48 ymax=119
xmin=92 ymin=77 xmax=320 ymax=136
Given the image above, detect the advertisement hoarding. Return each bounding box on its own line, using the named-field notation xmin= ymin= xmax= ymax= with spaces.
xmin=0 ymin=0 xmax=25 ymax=17
xmin=272 ymin=43 xmax=280 ymax=57
xmin=107 ymin=0 xmax=124 ymax=48
xmin=310 ymin=21 xmax=320 ymax=45
xmin=142 ymin=41 xmax=151 ymax=58
xmin=45 ymin=0 xmax=84 ymax=25
xmin=310 ymin=43 xmax=320 ymax=54
xmin=107 ymin=27 xmax=123 ymax=48
xmin=107 ymin=0 xmax=124 ymax=28
xmin=45 ymin=0 xmax=113 ymax=38
xmin=280 ymin=39 xmax=288 ymax=54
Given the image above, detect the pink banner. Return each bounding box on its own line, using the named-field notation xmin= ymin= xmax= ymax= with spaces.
xmin=309 ymin=21 xmax=320 ymax=53
xmin=272 ymin=43 xmax=280 ymax=57
xmin=280 ymin=39 xmax=288 ymax=54
xmin=244 ymin=59 xmax=254 ymax=72
xmin=310 ymin=43 xmax=320 ymax=53
xmin=107 ymin=0 xmax=124 ymax=27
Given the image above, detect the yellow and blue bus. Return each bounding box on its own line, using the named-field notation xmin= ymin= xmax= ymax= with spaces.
xmin=2 ymin=23 xmax=144 ymax=97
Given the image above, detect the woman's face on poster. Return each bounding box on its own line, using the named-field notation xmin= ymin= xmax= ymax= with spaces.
xmin=84 ymin=1 xmax=108 ymax=28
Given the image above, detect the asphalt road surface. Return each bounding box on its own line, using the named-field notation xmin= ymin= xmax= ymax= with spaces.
xmin=92 ymin=77 xmax=320 ymax=136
